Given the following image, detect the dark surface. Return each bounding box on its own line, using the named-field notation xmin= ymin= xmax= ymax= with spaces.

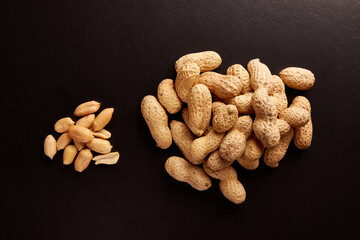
xmin=1 ymin=0 xmax=359 ymax=239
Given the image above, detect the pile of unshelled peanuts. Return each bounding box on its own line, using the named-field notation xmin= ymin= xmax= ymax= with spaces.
xmin=141 ymin=51 xmax=314 ymax=204
xmin=44 ymin=101 xmax=119 ymax=172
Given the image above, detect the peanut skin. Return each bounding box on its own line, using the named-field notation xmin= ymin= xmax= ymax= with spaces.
xmin=165 ymin=156 xmax=212 ymax=191
xmin=198 ymin=72 xmax=242 ymax=99
xmin=252 ymin=87 xmax=280 ymax=147
xmin=212 ymin=102 xmax=238 ymax=133
xmin=219 ymin=115 xmax=253 ymax=161
xmin=158 ymin=79 xmax=182 ymax=114
xmin=141 ymin=95 xmax=172 ymax=149
xmin=175 ymin=51 xmax=222 ymax=72
xmin=279 ymin=67 xmax=315 ymax=90
xmin=183 ymin=84 xmax=212 ymax=137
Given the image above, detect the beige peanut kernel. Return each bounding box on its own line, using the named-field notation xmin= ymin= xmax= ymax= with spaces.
xmin=56 ymin=132 xmax=72 ymax=150
xmin=175 ymin=51 xmax=222 ymax=72
xmin=76 ymin=114 xmax=95 ymax=128
xmin=92 ymin=129 xmax=111 ymax=139
xmin=74 ymin=140 xmax=85 ymax=151
xmin=198 ymin=72 xmax=242 ymax=99
xmin=74 ymin=100 xmax=101 ymax=117
xmin=86 ymin=138 xmax=112 ymax=154
xmin=44 ymin=134 xmax=57 ymax=159
xmin=54 ymin=117 xmax=74 ymax=133
xmin=157 ymin=79 xmax=182 ymax=114
xmin=227 ymin=64 xmax=252 ymax=93
xmin=165 ymin=156 xmax=212 ymax=191
xmin=68 ymin=125 xmax=94 ymax=143
xmin=93 ymin=152 xmax=120 ymax=165
xmin=279 ymin=67 xmax=315 ymax=90
xmin=63 ymin=145 xmax=77 ymax=165
xmin=219 ymin=115 xmax=252 ymax=161
xmin=74 ymin=149 xmax=93 ymax=172
xmin=92 ymin=108 xmax=114 ymax=132
xmin=141 ymin=95 xmax=172 ymax=149
xmin=212 ymin=102 xmax=238 ymax=133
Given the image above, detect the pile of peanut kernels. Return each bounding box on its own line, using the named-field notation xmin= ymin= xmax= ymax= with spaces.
xmin=44 ymin=101 xmax=119 ymax=172
xmin=141 ymin=51 xmax=314 ymax=204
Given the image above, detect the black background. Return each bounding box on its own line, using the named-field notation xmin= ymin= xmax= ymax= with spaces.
xmin=1 ymin=0 xmax=359 ymax=239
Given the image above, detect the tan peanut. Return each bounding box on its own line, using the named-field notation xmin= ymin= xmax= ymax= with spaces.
xmin=264 ymin=128 xmax=294 ymax=168
xmin=219 ymin=115 xmax=252 ymax=161
xmin=68 ymin=125 xmax=94 ymax=143
xmin=175 ymin=62 xmax=200 ymax=103
xmin=183 ymin=84 xmax=212 ymax=136
xmin=203 ymin=161 xmax=246 ymax=204
xmin=63 ymin=145 xmax=77 ymax=165
xmin=247 ymin=58 xmax=273 ymax=91
xmin=157 ymin=79 xmax=182 ymax=114
xmin=76 ymin=114 xmax=95 ymax=128
xmin=141 ymin=95 xmax=172 ymax=149
xmin=207 ymin=150 xmax=233 ymax=171
xmin=44 ymin=134 xmax=57 ymax=159
xmin=169 ymin=120 xmax=196 ymax=164
xmin=74 ymin=100 xmax=101 ymax=117
xmin=212 ymin=102 xmax=238 ymax=133
xmin=54 ymin=117 xmax=74 ymax=133
xmin=92 ymin=129 xmax=111 ymax=139
xmin=227 ymin=64 xmax=252 ymax=93
xmin=291 ymin=96 xmax=313 ymax=149
xmin=86 ymin=138 xmax=112 ymax=154
xmin=74 ymin=149 xmax=93 ymax=172
xmin=277 ymin=119 xmax=291 ymax=135
xmin=252 ymin=87 xmax=280 ymax=147
xmin=165 ymin=156 xmax=212 ymax=191
xmin=227 ymin=93 xmax=254 ymax=114
xmin=74 ymin=140 xmax=85 ymax=151
xmin=198 ymin=72 xmax=242 ymax=99
xmin=279 ymin=67 xmax=315 ymax=90
xmin=93 ymin=152 xmax=119 ymax=165
xmin=56 ymin=132 xmax=72 ymax=150
xmin=279 ymin=104 xmax=309 ymax=128
xmin=237 ymin=135 xmax=264 ymax=170
xmin=92 ymin=108 xmax=114 ymax=132
xmin=175 ymin=51 xmax=222 ymax=72
xmin=270 ymin=75 xmax=288 ymax=113
xmin=190 ymin=127 xmax=225 ymax=164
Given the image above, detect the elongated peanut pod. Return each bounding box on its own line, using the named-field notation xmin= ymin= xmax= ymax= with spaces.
xmin=203 ymin=161 xmax=246 ymax=204
xmin=291 ymin=96 xmax=313 ymax=149
xmin=237 ymin=135 xmax=264 ymax=170
xmin=279 ymin=67 xmax=315 ymax=90
xmin=141 ymin=95 xmax=172 ymax=149
xmin=207 ymin=150 xmax=234 ymax=171
xmin=198 ymin=72 xmax=242 ymax=99
xmin=157 ymin=79 xmax=182 ymax=114
xmin=169 ymin=120 xmax=196 ymax=164
xmin=212 ymin=102 xmax=238 ymax=133
xmin=165 ymin=156 xmax=212 ymax=191
xmin=175 ymin=62 xmax=200 ymax=103
xmin=227 ymin=93 xmax=254 ymax=115
xmin=247 ymin=58 xmax=273 ymax=91
xmin=175 ymin=51 xmax=222 ymax=72
xmin=227 ymin=64 xmax=252 ymax=94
